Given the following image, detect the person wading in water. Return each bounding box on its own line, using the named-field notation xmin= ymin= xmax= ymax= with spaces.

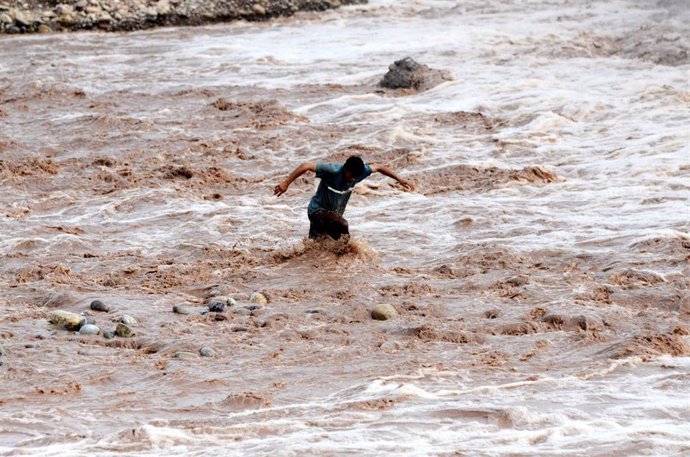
xmin=274 ymin=156 xmax=413 ymax=240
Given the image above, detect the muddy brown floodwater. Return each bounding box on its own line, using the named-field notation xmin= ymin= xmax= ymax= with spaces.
xmin=1 ymin=0 xmax=689 ymax=455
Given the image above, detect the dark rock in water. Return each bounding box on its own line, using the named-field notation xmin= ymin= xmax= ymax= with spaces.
xmin=199 ymin=347 xmax=215 ymax=357
xmin=246 ymin=305 xmax=262 ymax=311
xmin=0 ymin=345 xmax=6 ymax=356
xmin=379 ymin=57 xmax=453 ymax=91
xmin=90 ymin=300 xmax=109 ymax=312
xmin=371 ymin=304 xmax=398 ymax=321
xmin=208 ymin=301 xmax=226 ymax=313
xmin=172 ymin=305 xmax=191 ymax=315
xmin=115 ymin=323 xmax=135 ymax=338
xmin=103 ymin=331 xmax=115 ymax=339
xmin=380 ymin=57 xmax=422 ymax=88
xmin=210 ymin=296 xmax=237 ymax=307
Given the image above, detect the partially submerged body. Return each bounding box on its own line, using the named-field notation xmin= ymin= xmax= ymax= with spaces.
xmin=274 ymin=156 xmax=412 ymax=240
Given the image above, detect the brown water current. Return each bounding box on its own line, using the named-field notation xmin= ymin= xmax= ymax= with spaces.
xmin=1 ymin=0 xmax=689 ymax=455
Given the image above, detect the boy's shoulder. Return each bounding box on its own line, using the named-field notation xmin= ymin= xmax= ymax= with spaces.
xmin=316 ymin=162 xmax=342 ymax=176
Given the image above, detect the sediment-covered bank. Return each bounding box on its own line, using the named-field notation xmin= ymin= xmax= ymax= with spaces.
xmin=0 ymin=0 xmax=366 ymax=33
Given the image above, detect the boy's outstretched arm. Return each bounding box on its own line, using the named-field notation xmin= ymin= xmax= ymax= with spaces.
xmin=274 ymin=162 xmax=316 ymax=196
xmin=371 ymin=164 xmax=414 ymax=191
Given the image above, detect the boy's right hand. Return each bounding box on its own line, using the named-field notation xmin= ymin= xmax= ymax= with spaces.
xmin=274 ymin=181 xmax=289 ymax=196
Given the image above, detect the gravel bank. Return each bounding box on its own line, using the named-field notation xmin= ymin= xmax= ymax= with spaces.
xmin=0 ymin=0 xmax=366 ymax=33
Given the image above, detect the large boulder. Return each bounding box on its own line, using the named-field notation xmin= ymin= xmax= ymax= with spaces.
xmin=379 ymin=57 xmax=453 ymax=92
xmin=49 ymin=310 xmax=84 ymax=330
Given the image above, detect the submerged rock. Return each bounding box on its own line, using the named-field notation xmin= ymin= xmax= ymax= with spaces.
xmin=49 ymin=310 xmax=84 ymax=331
xmin=115 ymin=323 xmax=135 ymax=338
xmin=379 ymin=57 xmax=453 ymax=92
xmin=119 ymin=315 xmax=137 ymax=325
xmin=208 ymin=301 xmax=226 ymax=313
xmin=80 ymin=314 xmax=96 ymax=326
xmin=172 ymin=305 xmax=191 ymax=315
xmin=0 ymin=345 xmax=6 ymax=357
xmin=103 ymin=331 xmax=115 ymax=339
xmin=199 ymin=347 xmax=215 ymax=357
xmin=484 ymin=308 xmax=501 ymax=319
xmin=250 ymin=292 xmax=268 ymax=304
xmin=371 ymin=304 xmax=398 ymax=321
xmin=90 ymin=300 xmax=109 ymax=312
xmin=79 ymin=324 xmax=100 ymax=335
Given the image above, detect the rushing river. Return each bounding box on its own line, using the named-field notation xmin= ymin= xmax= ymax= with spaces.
xmin=1 ymin=0 xmax=689 ymax=455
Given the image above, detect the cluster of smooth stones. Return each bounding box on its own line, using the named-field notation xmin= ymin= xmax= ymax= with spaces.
xmin=49 ymin=299 xmax=136 ymax=339
xmin=47 ymin=293 xmax=399 ymax=358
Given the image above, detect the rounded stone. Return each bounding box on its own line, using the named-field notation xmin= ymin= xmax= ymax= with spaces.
xmin=115 ymin=323 xmax=135 ymax=338
xmin=210 ymin=296 xmax=236 ymax=307
xmin=103 ymin=331 xmax=114 ymax=339
xmin=90 ymin=300 xmax=109 ymax=312
xmin=199 ymin=347 xmax=215 ymax=357
xmin=371 ymin=304 xmax=398 ymax=321
xmin=250 ymin=292 xmax=268 ymax=304
xmin=172 ymin=305 xmax=190 ymax=315
xmin=79 ymin=324 xmax=100 ymax=335
xmin=208 ymin=301 xmax=226 ymax=313
xmin=379 ymin=341 xmax=399 ymax=351
xmin=119 ymin=315 xmax=136 ymax=325
xmin=37 ymin=24 xmax=52 ymax=33
xmin=14 ymin=12 xmax=31 ymax=26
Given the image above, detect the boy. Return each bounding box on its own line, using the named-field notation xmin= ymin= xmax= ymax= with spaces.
xmin=274 ymin=156 xmax=412 ymax=240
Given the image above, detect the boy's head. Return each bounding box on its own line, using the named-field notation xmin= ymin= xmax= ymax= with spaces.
xmin=343 ymin=156 xmax=365 ymax=182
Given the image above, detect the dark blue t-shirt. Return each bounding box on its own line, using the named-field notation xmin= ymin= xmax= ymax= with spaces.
xmin=307 ymin=162 xmax=373 ymax=216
